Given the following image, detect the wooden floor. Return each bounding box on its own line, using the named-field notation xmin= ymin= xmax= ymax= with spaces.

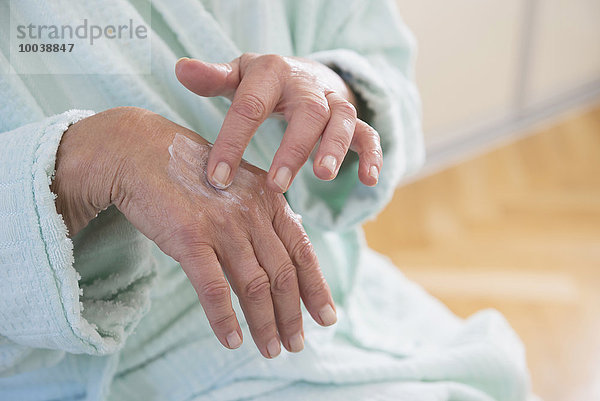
xmin=364 ymin=104 xmax=600 ymax=401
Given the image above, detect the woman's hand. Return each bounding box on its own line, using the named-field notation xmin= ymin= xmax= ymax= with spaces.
xmin=175 ymin=53 xmax=382 ymax=192
xmin=51 ymin=107 xmax=336 ymax=358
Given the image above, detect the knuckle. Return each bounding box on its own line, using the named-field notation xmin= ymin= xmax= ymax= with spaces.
xmin=336 ymin=101 xmax=357 ymax=119
xmin=267 ymin=190 xmax=285 ymax=206
xmin=363 ymin=125 xmax=381 ymax=143
xmin=355 ymin=124 xmax=382 ymax=153
xmin=280 ymin=313 xmax=303 ymax=329
xmin=209 ymin=311 xmax=237 ymax=330
xmin=217 ymin=137 xmax=246 ymax=159
xmin=266 ymin=191 xmax=287 ymax=216
xmin=271 ymin=264 xmax=298 ymax=295
xmin=260 ymin=54 xmax=286 ymax=70
xmin=199 ymin=279 xmax=230 ymax=303
xmin=285 ymin=141 xmax=313 ymax=163
xmin=243 ymin=274 xmax=271 ymax=301
xmin=292 ymin=238 xmax=317 ymax=269
xmin=327 ymin=134 xmax=351 ymax=155
xmin=239 ymin=52 xmax=258 ymax=68
xmin=232 ymin=93 xmax=268 ymax=123
xmin=303 ymin=275 xmax=329 ymax=300
xmin=303 ymin=100 xmax=330 ymax=122
xmin=361 ymin=148 xmax=383 ymax=160
xmin=200 ymin=280 xmax=229 ymax=300
xmin=253 ymin=320 xmax=276 ymax=338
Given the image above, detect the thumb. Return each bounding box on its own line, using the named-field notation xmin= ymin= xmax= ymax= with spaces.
xmin=175 ymin=57 xmax=240 ymax=99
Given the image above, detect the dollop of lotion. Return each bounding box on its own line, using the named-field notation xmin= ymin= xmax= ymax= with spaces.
xmin=167 ymin=133 xmax=249 ymax=212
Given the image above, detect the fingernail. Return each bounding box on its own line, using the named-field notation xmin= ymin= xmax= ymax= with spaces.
xmin=175 ymin=57 xmax=190 ymax=73
xmin=267 ymin=338 xmax=281 ymax=358
xmin=226 ymin=331 xmax=242 ymax=349
xmin=318 ymin=304 xmax=337 ymax=326
xmin=369 ymin=165 xmax=379 ymax=183
xmin=274 ymin=167 xmax=292 ymax=192
xmin=320 ymin=155 xmax=337 ymax=178
xmin=289 ymin=332 xmax=304 ymax=353
xmin=211 ymin=161 xmax=231 ymax=189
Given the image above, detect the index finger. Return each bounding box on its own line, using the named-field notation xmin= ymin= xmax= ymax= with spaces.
xmin=207 ymin=67 xmax=282 ymax=189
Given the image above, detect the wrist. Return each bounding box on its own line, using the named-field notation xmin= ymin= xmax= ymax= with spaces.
xmin=51 ymin=107 xmax=137 ymax=235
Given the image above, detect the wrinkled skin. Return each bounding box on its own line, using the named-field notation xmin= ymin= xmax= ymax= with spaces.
xmin=175 ymin=53 xmax=383 ymax=192
xmin=52 ymin=107 xmax=336 ymax=359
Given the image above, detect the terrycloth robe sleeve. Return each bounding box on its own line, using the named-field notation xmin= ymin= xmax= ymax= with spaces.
xmin=0 ymin=96 xmax=156 ymax=359
xmin=283 ymin=0 xmax=425 ymax=231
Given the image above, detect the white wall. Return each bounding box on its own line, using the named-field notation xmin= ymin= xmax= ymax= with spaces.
xmin=395 ymin=0 xmax=600 ymax=171
xmin=526 ymin=0 xmax=600 ymax=108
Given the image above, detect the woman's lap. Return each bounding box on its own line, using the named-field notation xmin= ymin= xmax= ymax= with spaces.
xmin=108 ymin=247 xmax=530 ymax=401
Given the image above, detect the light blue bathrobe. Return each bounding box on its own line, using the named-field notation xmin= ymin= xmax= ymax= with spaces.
xmin=0 ymin=0 xmax=534 ymax=400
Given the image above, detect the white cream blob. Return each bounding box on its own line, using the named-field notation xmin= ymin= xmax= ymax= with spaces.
xmin=167 ymin=133 xmax=250 ymax=212
xmin=167 ymin=133 xmax=305 ymax=226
